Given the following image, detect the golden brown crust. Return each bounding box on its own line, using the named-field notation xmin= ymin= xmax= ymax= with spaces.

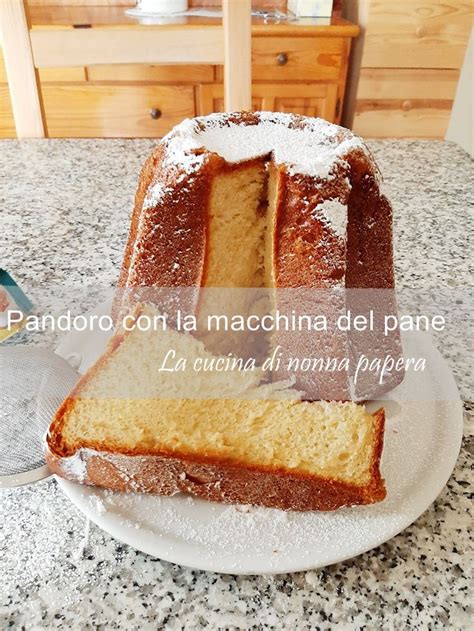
xmin=113 ymin=113 xmax=402 ymax=401
xmin=115 ymin=113 xmax=391 ymax=296
xmin=46 ymin=408 xmax=386 ymax=512
xmin=49 ymin=114 xmax=395 ymax=511
xmin=116 ymin=150 xmax=160 ymax=289
xmin=112 ymin=149 xmax=161 ymax=321
xmin=45 ymin=305 xmax=386 ymax=512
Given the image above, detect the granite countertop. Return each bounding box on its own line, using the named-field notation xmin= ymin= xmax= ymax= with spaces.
xmin=1 ymin=139 xmax=472 ymax=629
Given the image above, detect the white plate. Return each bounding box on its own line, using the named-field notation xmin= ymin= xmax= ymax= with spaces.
xmin=56 ymin=312 xmax=463 ymax=575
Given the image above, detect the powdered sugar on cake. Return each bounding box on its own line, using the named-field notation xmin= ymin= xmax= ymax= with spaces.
xmin=312 ymin=198 xmax=348 ymax=239
xmin=143 ymin=181 xmax=173 ymax=209
xmin=142 ymin=112 xmax=368 ymax=209
xmin=59 ymin=449 xmax=88 ymax=483
xmin=167 ymin=112 xmax=364 ymax=178
xmin=178 ymin=112 xmax=352 ymax=179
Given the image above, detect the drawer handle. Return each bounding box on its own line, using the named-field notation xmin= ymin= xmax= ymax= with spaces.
xmin=150 ymin=108 xmax=162 ymax=120
xmin=276 ymin=52 xmax=288 ymax=66
xmin=402 ymin=100 xmax=412 ymax=112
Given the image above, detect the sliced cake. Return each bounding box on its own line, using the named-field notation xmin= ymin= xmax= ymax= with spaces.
xmin=46 ymin=305 xmax=386 ymax=511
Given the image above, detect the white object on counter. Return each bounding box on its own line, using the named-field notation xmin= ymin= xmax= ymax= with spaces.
xmin=136 ymin=0 xmax=188 ymax=14
xmin=288 ymin=0 xmax=333 ymax=17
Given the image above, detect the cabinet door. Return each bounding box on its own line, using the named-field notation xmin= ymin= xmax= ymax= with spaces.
xmin=252 ymin=37 xmax=345 ymax=81
xmin=198 ymin=83 xmax=338 ymax=122
xmin=354 ymin=68 xmax=459 ymax=138
xmin=41 ymin=84 xmax=195 ymax=138
xmin=362 ymin=0 xmax=472 ymax=69
xmin=198 ymin=85 xmax=262 ymax=113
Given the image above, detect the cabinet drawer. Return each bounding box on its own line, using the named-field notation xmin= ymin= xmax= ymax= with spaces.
xmin=354 ymin=68 xmax=458 ymax=138
xmin=41 ymin=84 xmax=195 ymax=137
xmin=87 ymin=64 xmax=214 ymax=83
xmin=362 ymin=0 xmax=472 ymax=69
xmin=353 ymin=101 xmax=452 ymax=139
xmin=357 ymin=68 xmax=460 ymax=100
xmin=353 ymin=101 xmax=451 ymax=139
xmin=251 ymin=37 xmax=346 ymax=81
xmin=198 ymin=83 xmax=338 ymax=122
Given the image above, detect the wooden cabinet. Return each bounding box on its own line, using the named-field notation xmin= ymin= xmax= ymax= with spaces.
xmin=199 ymin=83 xmax=338 ymax=120
xmin=361 ymin=0 xmax=471 ymax=70
xmin=251 ymin=36 xmax=347 ymax=82
xmin=86 ymin=64 xmax=215 ymax=83
xmin=348 ymin=0 xmax=472 ymax=138
xmin=42 ymin=84 xmax=195 ymax=138
xmin=0 ymin=9 xmax=358 ymax=139
xmin=0 ymin=85 xmax=15 ymax=137
xmin=354 ymin=67 xmax=461 ymax=139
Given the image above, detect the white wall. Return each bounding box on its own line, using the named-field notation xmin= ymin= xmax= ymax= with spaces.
xmin=446 ymin=29 xmax=473 ymax=157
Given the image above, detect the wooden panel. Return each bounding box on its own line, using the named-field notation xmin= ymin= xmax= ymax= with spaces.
xmin=335 ymin=37 xmax=351 ymax=124
xmin=198 ymin=83 xmax=338 ymax=121
xmin=40 ymin=66 xmax=86 ymax=81
xmin=357 ymin=68 xmax=460 ymax=100
xmin=0 ymin=48 xmax=8 ymax=83
xmin=223 ymin=0 xmax=251 ymax=111
xmin=353 ymin=100 xmax=453 ymax=139
xmin=31 ymin=26 xmax=224 ymax=67
xmin=273 ymin=86 xmax=338 ymax=118
xmin=362 ymin=0 xmax=473 ymax=69
xmin=86 ymin=64 xmax=213 ymax=83
xmin=354 ymin=68 xmax=459 ymax=138
xmin=0 ymin=0 xmax=45 ymax=138
xmin=41 ymin=84 xmax=195 ymax=137
xmin=198 ymin=84 xmax=262 ymax=114
xmin=27 ymin=6 xmax=359 ymax=38
xmin=252 ymin=37 xmax=345 ymax=81
xmin=1 ymin=48 xmax=86 ymax=82
xmin=0 ymin=85 xmax=16 ymax=137
xmin=28 ymin=1 xmax=133 ymax=5
xmin=1 ymin=51 xmax=89 ymax=85
xmin=191 ymin=0 xmax=286 ymax=6
xmin=27 ymin=0 xmax=286 ymax=7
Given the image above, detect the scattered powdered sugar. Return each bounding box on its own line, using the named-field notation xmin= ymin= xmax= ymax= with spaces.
xmin=160 ymin=111 xmax=365 ymax=181
xmin=143 ymin=181 xmax=173 ymax=209
xmin=1 ymin=480 xmax=143 ymax=611
xmin=72 ymin=518 xmax=91 ymax=561
xmin=57 ymin=398 xmax=442 ymax=574
xmin=312 ymin=198 xmax=348 ymax=239
xmin=136 ymin=112 xmax=367 ymax=216
xmin=7 ymin=399 xmax=458 ymax=580
xmin=89 ymin=495 xmax=107 ymax=515
xmin=60 ymin=450 xmax=88 ymax=483
xmin=162 ymin=119 xmax=209 ymax=175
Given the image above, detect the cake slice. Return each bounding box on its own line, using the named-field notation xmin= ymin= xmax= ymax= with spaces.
xmin=46 ymin=305 xmax=386 ymax=511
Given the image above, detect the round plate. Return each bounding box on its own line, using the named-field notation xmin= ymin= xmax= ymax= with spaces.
xmin=56 ymin=319 xmax=463 ymax=575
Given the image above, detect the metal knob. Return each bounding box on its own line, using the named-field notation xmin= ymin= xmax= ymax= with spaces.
xmin=276 ymin=52 xmax=288 ymax=66
xmin=150 ymin=108 xmax=162 ymax=120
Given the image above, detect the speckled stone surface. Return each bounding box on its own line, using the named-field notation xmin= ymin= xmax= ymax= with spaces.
xmin=1 ymin=139 xmax=473 ymax=629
